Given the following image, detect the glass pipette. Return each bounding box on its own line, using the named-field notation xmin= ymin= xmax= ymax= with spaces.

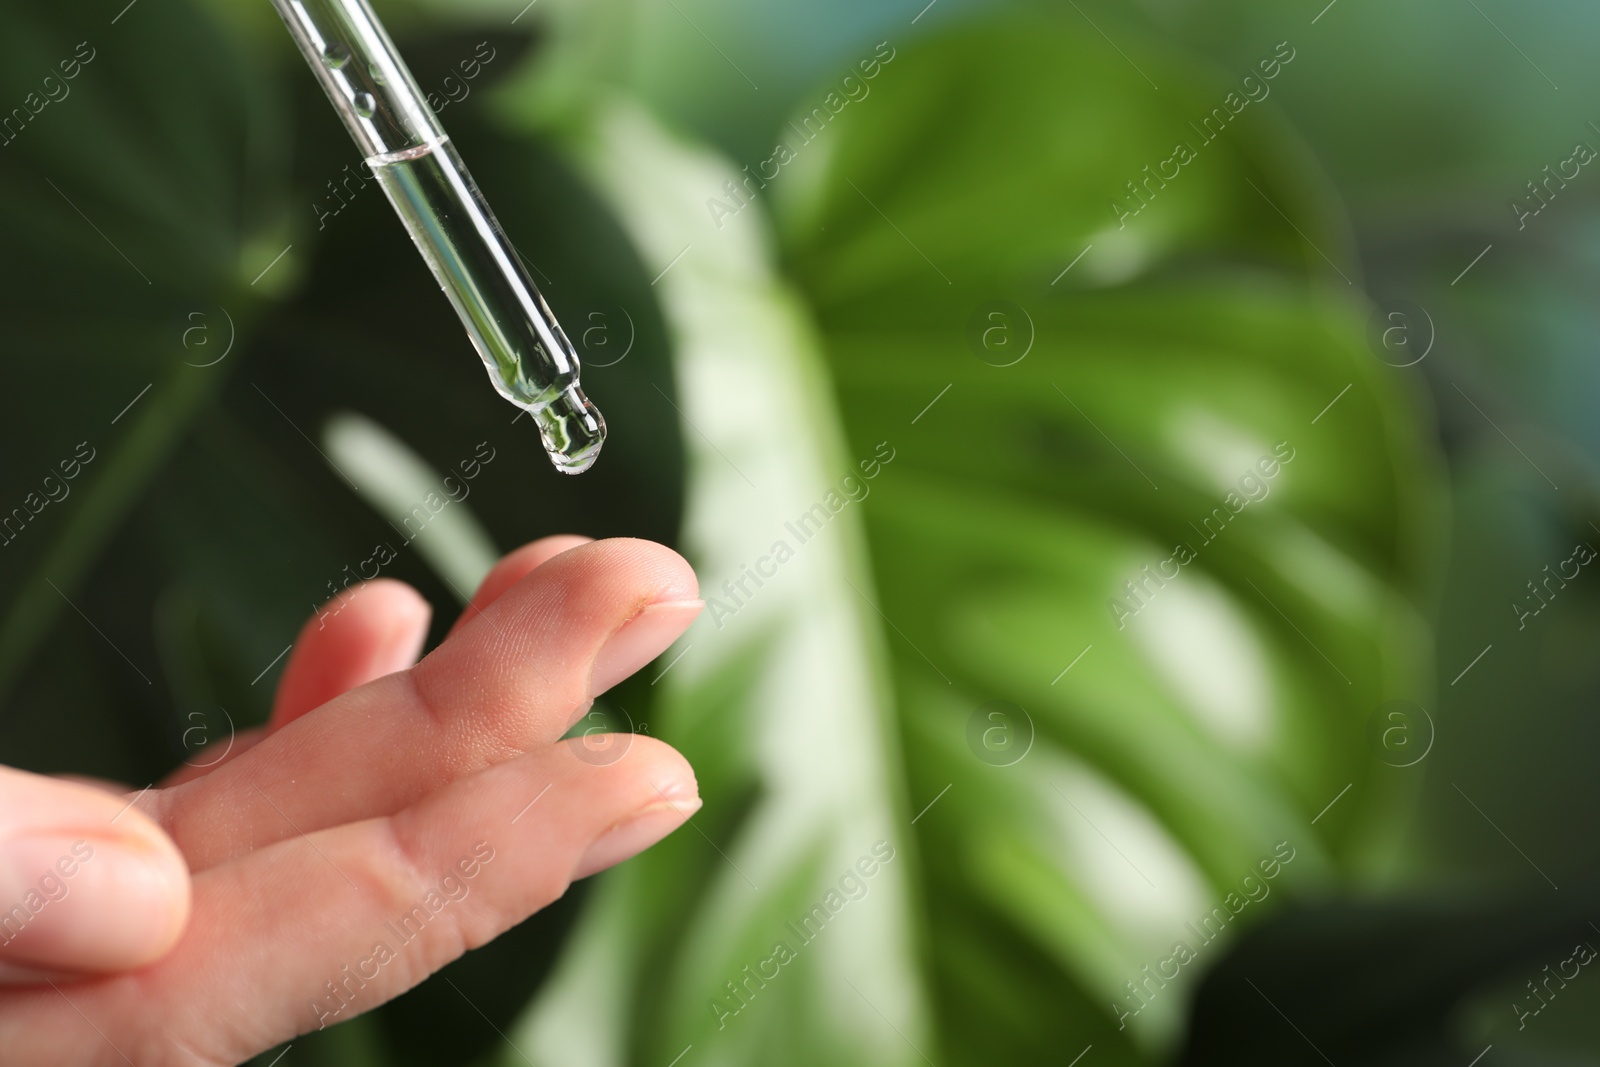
xmin=269 ymin=0 xmax=606 ymax=474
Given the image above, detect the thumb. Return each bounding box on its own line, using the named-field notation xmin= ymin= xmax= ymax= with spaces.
xmin=0 ymin=767 xmax=189 ymax=982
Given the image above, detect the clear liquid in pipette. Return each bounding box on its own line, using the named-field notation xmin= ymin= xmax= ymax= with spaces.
xmin=367 ymin=136 xmax=605 ymax=474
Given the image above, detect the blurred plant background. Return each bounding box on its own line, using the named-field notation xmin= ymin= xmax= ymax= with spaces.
xmin=2 ymin=0 xmax=1599 ymax=1064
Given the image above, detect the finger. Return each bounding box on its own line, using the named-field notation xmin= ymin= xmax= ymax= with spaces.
xmin=50 ymin=776 xmax=132 ymax=796
xmin=271 ymin=579 xmax=432 ymax=730
xmin=0 ymin=738 xmax=699 ymax=1065
xmin=161 ymin=581 xmax=429 ymax=788
xmin=0 ymin=769 xmax=189 ymax=980
xmin=156 ymin=538 xmax=701 ymax=871
xmin=448 ymin=534 xmax=592 ymax=637
xmin=162 ymin=540 xmax=576 ymax=800
xmin=158 ymin=727 xmax=267 ymax=789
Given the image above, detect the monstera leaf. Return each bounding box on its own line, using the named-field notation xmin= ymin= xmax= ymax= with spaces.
xmin=499 ymin=12 xmax=1442 ymax=1067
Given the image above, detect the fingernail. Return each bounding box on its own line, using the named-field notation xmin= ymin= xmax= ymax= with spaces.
xmin=0 ymin=834 xmax=188 ymax=974
xmin=572 ymin=794 xmax=702 ymax=880
xmin=589 ymin=600 xmax=703 ymax=697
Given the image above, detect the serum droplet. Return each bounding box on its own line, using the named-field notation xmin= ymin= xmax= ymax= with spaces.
xmin=353 ymin=91 xmax=376 ymax=118
xmin=367 ymin=61 xmax=387 ymax=86
xmin=536 ymin=384 xmax=606 ymax=475
xmin=322 ymin=43 xmax=351 ymax=69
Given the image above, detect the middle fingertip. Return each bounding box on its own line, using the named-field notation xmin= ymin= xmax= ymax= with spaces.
xmin=588 ymin=599 xmax=704 ymax=697
xmin=571 ymin=795 xmax=703 ymax=880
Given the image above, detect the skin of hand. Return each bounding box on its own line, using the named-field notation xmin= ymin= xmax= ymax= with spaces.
xmin=0 ymin=536 xmax=704 ymax=1066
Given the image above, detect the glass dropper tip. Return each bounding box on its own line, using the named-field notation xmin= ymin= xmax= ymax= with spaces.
xmin=534 ymin=383 xmax=607 ymax=475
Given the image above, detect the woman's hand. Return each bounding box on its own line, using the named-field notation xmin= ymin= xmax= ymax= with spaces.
xmin=0 ymin=536 xmax=703 ymax=1066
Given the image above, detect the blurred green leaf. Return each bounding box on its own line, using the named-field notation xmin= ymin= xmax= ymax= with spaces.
xmin=0 ymin=0 xmax=285 ymax=705
xmin=502 ymin=12 xmax=1445 ymax=1066
xmin=779 ymin=17 xmax=1445 ymax=1060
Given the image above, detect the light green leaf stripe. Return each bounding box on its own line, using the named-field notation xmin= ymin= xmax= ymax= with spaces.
xmin=508 ymin=98 xmax=932 ymax=1067
xmin=322 ymin=411 xmax=501 ymax=601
